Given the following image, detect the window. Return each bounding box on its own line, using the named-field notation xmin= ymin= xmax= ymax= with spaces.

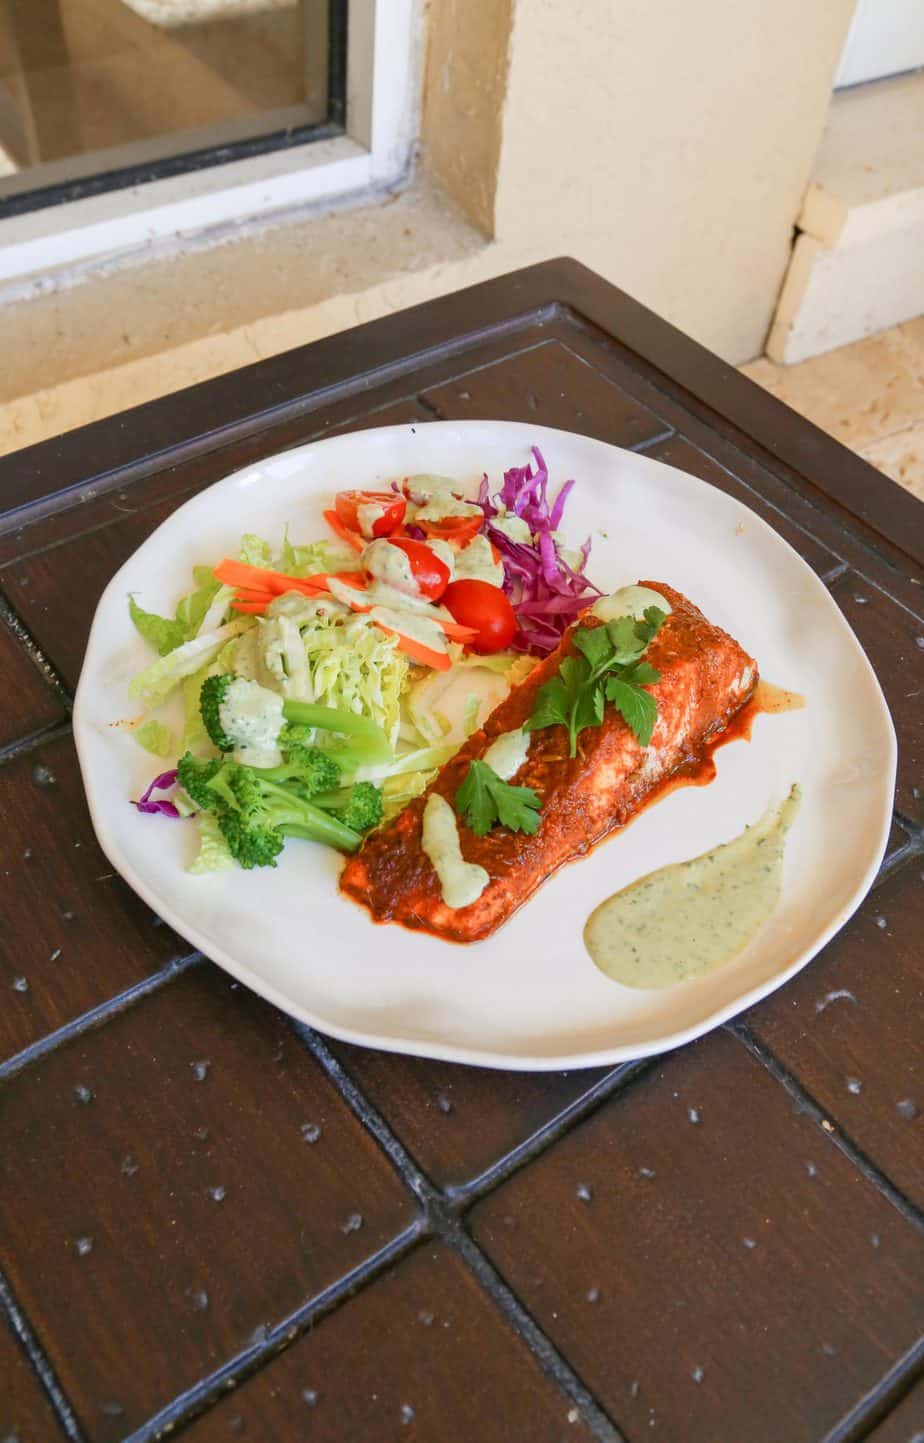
xmin=0 ymin=0 xmax=415 ymax=286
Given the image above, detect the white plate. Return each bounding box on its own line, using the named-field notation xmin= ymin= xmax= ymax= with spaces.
xmin=73 ymin=422 xmax=896 ymax=1070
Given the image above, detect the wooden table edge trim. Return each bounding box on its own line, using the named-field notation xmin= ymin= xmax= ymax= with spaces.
xmin=0 ymin=257 xmax=919 ymax=567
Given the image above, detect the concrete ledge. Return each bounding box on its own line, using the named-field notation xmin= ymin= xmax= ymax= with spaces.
xmin=768 ymin=71 xmax=924 ymax=363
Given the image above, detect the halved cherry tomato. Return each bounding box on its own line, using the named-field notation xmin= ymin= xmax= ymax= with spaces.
xmin=362 ymin=537 xmax=450 ymax=602
xmin=335 ymin=489 xmax=406 ymax=539
xmin=441 ymin=579 xmax=517 ymax=654
xmin=417 ymin=511 xmax=484 ymax=546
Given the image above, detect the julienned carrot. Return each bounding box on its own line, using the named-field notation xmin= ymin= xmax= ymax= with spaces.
xmin=214 ymin=558 xmax=330 ymax=596
xmin=377 ymin=624 xmax=452 ymax=671
xmin=323 ymin=510 xmax=365 ymax=553
xmin=230 ymin=599 xmax=271 ymax=614
xmin=438 ymin=619 xmax=479 ymax=642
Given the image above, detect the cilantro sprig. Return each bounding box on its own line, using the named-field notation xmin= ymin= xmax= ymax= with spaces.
xmin=525 ymin=606 xmax=667 ymax=755
xmin=455 ymin=760 xmax=543 ymax=837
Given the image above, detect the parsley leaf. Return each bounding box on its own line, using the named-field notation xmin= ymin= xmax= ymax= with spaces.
xmin=456 ymin=760 xmax=543 ymax=837
xmin=605 ymin=677 xmax=658 ymax=746
xmin=525 ymin=604 xmax=667 ymax=755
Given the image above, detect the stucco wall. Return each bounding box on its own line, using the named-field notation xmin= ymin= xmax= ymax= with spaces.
xmin=425 ymin=0 xmax=856 ymax=361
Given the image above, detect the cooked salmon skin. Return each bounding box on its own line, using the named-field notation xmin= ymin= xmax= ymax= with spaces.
xmin=339 ymin=583 xmax=757 ymax=943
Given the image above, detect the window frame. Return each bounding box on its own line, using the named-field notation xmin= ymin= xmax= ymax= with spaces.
xmin=0 ymin=0 xmax=418 ymax=289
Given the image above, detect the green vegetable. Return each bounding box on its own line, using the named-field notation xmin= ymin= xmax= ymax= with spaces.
xmin=299 ymin=610 xmax=408 ymax=746
xmin=177 ymin=752 xmax=224 ymax=810
xmin=199 ymin=674 xmax=392 ymax=765
xmin=207 ymin=762 xmax=362 ymax=869
xmin=455 ymin=759 xmax=543 ymax=837
xmin=129 ymin=597 xmax=185 ymax=657
xmin=525 ymin=607 xmax=666 ymax=755
xmin=188 ymin=812 xmax=236 ymax=874
xmin=129 ymin=620 xmax=252 ymax=706
xmin=314 ymin=780 xmax=383 ymax=834
xmin=134 ymin=719 xmax=175 ymax=757
xmin=174 ymin=566 xmax=224 ymax=637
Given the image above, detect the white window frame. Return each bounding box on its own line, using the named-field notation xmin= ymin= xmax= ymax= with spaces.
xmin=0 ymin=0 xmax=417 ymax=289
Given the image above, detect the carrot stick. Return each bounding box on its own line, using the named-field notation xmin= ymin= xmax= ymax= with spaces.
xmin=323 ymin=510 xmax=365 ymax=553
xmin=376 ymin=624 xmax=452 ymax=671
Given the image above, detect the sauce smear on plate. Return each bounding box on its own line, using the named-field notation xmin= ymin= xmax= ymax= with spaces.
xmin=584 ymin=784 xmax=801 ymax=988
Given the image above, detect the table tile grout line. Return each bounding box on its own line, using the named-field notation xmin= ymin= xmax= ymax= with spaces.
xmin=448 ymin=1225 xmax=627 ymax=1443
xmin=0 ymin=1265 xmax=89 ymax=1443
xmin=291 ymin=1024 xmax=627 ymax=1442
xmin=728 ymin=1020 xmax=924 ymax=1232
xmin=823 ymin=1336 xmax=924 ymax=1443
xmin=446 ymin=1059 xmax=654 ymax=1208
xmin=0 ymin=951 xmax=204 ymax=1083
xmin=120 ymin=1224 xmax=426 ymax=1443
xmin=0 ymin=591 xmax=74 ymax=709
xmin=417 ymin=386 xmax=677 ymax=457
xmin=0 ymin=481 xmax=207 ymax=568
xmin=0 ymin=719 xmax=75 ymax=769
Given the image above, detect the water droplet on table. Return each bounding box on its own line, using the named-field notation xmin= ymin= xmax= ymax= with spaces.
xmin=75 ymin=1085 xmax=94 ymax=1104
xmin=435 ymin=1092 xmax=453 ymax=1114
xmin=417 ymin=1309 xmax=434 ymax=1327
xmin=400 ymin=1403 xmax=415 ymax=1425
xmin=897 ymin=1098 xmax=919 ymax=1120
xmin=12 ymin=977 xmax=28 ymax=993
xmin=341 ymin=1212 xmax=363 ymax=1234
xmin=805 ymin=1161 xmax=818 ymax=1177
xmin=692 ymin=1367 xmax=704 ymax=1384
xmin=209 ymin=1185 xmax=227 ymax=1202
xmin=639 ymin=1166 xmax=656 ymax=1179
xmin=194 ymin=1126 xmax=210 ymax=1141
xmin=688 ymin=1107 xmax=701 ymax=1124
xmin=32 ymin=764 xmax=56 ymax=788
xmin=302 ymin=1387 xmax=318 ymax=1406
xmin=121 ymin=1154 xmax=139 ymax=1177
xmin=301 ymin=1122 xmax=321 ymax=1143
xmin=871 ymin=1233 xmax=880 ymax=1249
xmin=190 ymin=1288 xmax=209 ymax=1312
xmin=75 ymin=1236 xmax=93 ymax=1256
xmin=191 ymin=1060 xmax=210 ymax=1082
xmin=846 ymin=1077 xmax=863 ymax=1095
xmin=742 ymin=1237 xmax=757 ymax=1250
xmin=586 ymin=1286 xmax=600 ymax=1303
xmin=49 ymin=948 xmax=62 ymax=962
xmin=576 ymin=1183 xmax=593 ymax=1203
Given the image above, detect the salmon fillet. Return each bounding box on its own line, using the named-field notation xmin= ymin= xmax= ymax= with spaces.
xmin=339 ymin=583 xmax=757 ymax=942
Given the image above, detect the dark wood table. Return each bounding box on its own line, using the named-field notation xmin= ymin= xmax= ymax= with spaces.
xmin=1 ymin=259 xmax=922 ymax=1443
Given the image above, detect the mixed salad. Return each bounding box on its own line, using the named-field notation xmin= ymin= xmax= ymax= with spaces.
xmin=127 ymin=446 xmax=601 ymax=874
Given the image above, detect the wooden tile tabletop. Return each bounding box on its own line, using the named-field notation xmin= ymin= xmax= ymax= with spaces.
xmin=0 ymin=259 xmax=921 ymax=1442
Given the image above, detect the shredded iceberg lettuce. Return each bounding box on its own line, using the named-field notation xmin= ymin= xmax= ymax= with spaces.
xmin=129 ymin=618 xmax=252 ymax=706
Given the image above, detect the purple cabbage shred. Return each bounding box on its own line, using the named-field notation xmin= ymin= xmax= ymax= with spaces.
xmin=132 ymin=768 xmax=184 ymax=819
xmin=477 ymin=446 xmax=600 ymax=653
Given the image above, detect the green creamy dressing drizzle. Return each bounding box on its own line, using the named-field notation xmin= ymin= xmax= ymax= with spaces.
xmin=584 ymin=785 xmax=802 ymax=989
xmin=421 ymin=794 xmax=489 ymax=909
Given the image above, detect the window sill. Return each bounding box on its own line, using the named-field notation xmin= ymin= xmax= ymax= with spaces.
xmin=0 ymin=177 xmax=493 ymax=456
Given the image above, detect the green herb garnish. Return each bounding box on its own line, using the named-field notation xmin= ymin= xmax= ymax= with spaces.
xmin=525 ymin=606 xmax=667 ymax=756
xmin=456 ymin=760 xmax=543 ymax=837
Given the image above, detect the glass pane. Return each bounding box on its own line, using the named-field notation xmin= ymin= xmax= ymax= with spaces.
xmin=0 ymin=0 xmax=339 ymax=204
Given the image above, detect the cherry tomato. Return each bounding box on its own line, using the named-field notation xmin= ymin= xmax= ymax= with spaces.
xmin=442 ymin=579 xmax=517 ymax=653
xmin=334 ymin=489 xmax=406 ymax=539
xmin=417 ymin=511 xmax=484 ymax=546
xmin=363 ymin=537 xmax=450 ymax=601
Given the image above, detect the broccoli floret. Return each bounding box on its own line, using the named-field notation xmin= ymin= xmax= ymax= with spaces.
xmin=200 ymin=674 xmax=392 ymax=765
xmin=199 ymin=673 xmax=236 ymax=751
xmin=336 ymin=781 xmax=383 ymax=834
xmin=191 ymin=758 xmax=362 ymax=869
xmin=266 ymin=730 xmax=341 ymax=798
xmin=176 ymin=751 xmax=224 ymax=809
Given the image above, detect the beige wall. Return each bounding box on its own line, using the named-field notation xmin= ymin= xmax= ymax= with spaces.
xmin=424 ymin=0 xmax=856 ymax=362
